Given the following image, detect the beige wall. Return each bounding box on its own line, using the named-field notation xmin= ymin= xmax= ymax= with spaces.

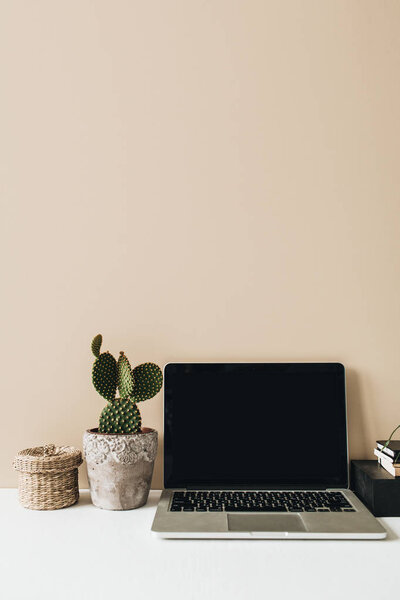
xmin=1 ymin=1 xmax=400 ymax=489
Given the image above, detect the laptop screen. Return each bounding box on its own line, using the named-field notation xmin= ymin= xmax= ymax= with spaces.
xmin=164 ymin=363 xmax=348 ymax=489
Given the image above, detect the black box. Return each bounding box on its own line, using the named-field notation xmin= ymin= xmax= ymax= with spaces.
xmin=351 ymin=460 xmax=400 ymax=517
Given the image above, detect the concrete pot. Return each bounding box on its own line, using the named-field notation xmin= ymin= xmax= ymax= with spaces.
xmin=83 ymin=427 xmax=157 ymax=510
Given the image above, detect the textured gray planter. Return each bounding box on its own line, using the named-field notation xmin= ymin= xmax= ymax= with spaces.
xmin=83 ymin=428 xmax=157 ymax=510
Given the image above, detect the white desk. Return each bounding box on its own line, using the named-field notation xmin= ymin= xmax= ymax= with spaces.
xmin=2 ymin=489 xmax=399 ymax=600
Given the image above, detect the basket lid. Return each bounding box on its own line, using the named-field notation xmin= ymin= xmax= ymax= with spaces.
xmin=13 ymin=444 xmax=82 ymax=474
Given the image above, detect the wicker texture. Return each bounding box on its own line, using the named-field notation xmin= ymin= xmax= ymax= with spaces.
xmin=13 ymin=444 xmax=82 ymax=510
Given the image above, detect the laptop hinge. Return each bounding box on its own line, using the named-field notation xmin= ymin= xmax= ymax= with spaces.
xmin=184 ymin=484 xmax=335 ymax=491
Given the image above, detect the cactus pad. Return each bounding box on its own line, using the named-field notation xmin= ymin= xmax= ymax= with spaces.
xmin=132 ymin=362 xmax=163 ymax=402
xmin=117 ymin=352 xmax=134 ymax=399
xmin=99 ymin=399 xmax=142 ymax=434
xmin=92 ymin=352 xmax=117 ymax=401
xmin=91 ymin=334 xmax=102 ymax=358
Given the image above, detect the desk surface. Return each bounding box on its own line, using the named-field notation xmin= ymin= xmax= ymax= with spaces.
xmin=2 ymin=489 xmax=399 ymax=600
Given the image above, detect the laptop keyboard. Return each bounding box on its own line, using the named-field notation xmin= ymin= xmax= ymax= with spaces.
xmin=170 ymin=491 xmax=355 ymax=512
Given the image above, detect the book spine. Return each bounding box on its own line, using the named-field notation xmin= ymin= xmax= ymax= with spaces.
xmin=376 ymin=443 xmax=396 ymax=459
xmin=374 ymin=452 xmax=400 ymax=477
xmin=374 ymin=448 xmax=400 ymax=465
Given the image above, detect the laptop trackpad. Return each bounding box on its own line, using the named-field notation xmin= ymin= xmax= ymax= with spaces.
xmin=228 ymin=514 xmax=306 ymax=532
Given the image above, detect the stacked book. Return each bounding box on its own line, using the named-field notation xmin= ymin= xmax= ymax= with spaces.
xmin=374 ymin=440 xmax=400 ymax=477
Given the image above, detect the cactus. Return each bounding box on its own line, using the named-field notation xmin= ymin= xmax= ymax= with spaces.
xmin=99 ymin=398 xmax=142 ymax=434
xmin=132 ymin=362 xmax=163 ymax=402
xmin=117 ymin=352 xmax=134 ymax=399
xmin=91 ymin=335 xmax=163 ymax=434
xmin=91 ymin=334 xmax=102 ymax=358
xmin=92 ymin=351 xmax=117 ymax=401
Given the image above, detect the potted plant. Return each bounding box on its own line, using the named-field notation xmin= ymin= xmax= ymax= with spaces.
xmin=83 ymin=334 xmax=163 ymax=510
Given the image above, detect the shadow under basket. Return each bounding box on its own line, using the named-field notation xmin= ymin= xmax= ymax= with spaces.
xmin=13 ymin=444 xmax=83 ymax=510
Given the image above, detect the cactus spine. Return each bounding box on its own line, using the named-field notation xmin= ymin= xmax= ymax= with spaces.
xmin=91 ymin=335 xmax=163 ymax=434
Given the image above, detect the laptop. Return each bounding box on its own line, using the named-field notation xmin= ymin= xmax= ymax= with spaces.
xmin=152 ymin=363 xmax=386 ymax=539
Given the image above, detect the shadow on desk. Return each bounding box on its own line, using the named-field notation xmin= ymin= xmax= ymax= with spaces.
xmin=71 ymin=491 xmax=398 ymax=542
xmin=380 ymin=520 xmax=398 ymax=542
xmin=73 ymin=490 xmax=160 ymax=510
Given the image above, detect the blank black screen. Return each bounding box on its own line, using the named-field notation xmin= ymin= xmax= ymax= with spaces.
xmin=164 ymin=363 xmax=348 ymax=489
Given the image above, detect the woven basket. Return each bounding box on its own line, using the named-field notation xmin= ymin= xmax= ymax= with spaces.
xmin=13 ymin=444 xmax=82 ymax=510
